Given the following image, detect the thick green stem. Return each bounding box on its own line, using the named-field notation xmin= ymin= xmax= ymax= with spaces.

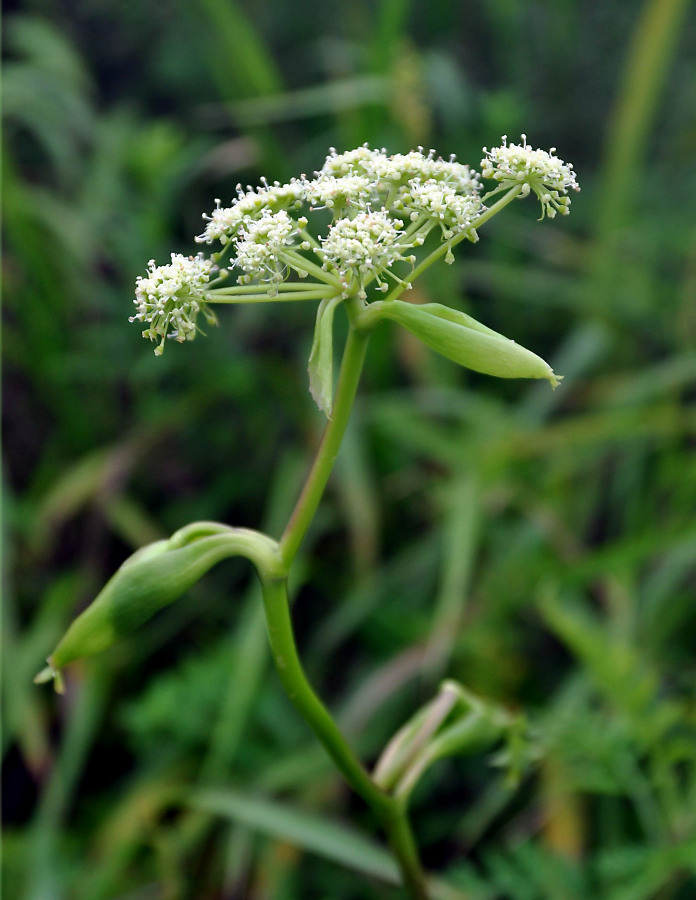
xmin=260 ymin=576 xmax=430 ymax=898
xmin=279 ymin=321 xmax=370 ymax=565
xmin=259 ymin=313 xmax=430 ymax=897
xmin=260 ymin=576 xmax=391 ymax=814
xmin=381 ymin=803 xmax=430 ymax=900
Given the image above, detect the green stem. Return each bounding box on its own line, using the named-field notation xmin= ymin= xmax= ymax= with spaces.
xmin=282 ymin=248 xmax=342 ymax=286
xmin=209 ymin=290 xmax=332 ymax=304
xmin=279 ymin=320 xmax=369 ymax=565
xmin=259 ymin=576 xmax=391 ymax=814
xmin=263 ymin=312 xmax=430 ymax=897
xmin=260 ymin=576 xmax=429 ymax=897
xmin=299 ymin=227 xmax=322 ymax=250
xmin=399 ymin=214 xmax=433 ymax=248
xmin=381 ymin=803 xmax=430 ymax=900
xmin=212 ymin=282 xmax=333 ymax=293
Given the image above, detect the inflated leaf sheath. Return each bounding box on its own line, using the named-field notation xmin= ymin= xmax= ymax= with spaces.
xmin=380 ymin=301 xmax=561 ymax=386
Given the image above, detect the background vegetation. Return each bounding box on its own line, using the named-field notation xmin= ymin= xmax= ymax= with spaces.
xmin=3 ymin=0 xmax=696 ymax=897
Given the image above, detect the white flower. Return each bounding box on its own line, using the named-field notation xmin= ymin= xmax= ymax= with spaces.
xmin=318 ymin=210 xmax=411 ymax=297
xmin=131 ymin=254 xmax=214 ymax=355
xmin=197 ymin=179 xmax=305 ymax=245
xmin=233 ymin=210 xmax=296 ymax=283
xmin=481 ymin=135 xmax=579 ymax=218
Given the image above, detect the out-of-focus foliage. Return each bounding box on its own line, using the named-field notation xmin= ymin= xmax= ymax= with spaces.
xmin=3 ymin=0 xmax=696 ymax=898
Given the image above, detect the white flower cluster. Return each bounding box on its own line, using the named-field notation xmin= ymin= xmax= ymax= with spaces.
xmin=481 ymin=135 xmax=579 ymax=218
xmin=395 ymin=179 xmax=483 ymax=241
xmin=316 ymin=146 xmax=482 ymax=230
xmin=197 ymin=179 xmax=304 ymax=245
xmin=234 ymin=210 xmax=296 ymax=284
xmin=195 ymin=146 xmax=484 ymax=276
xmin=173 ymin=146 xmax=485 ymax=302
xmin=378 ymin=151 xmax=480 ymax=194
xmin=304 ymin=174 xmax=376 ymax=211
xmin=131 ymin=253 xmax=213 ymax=355
xmin=318 ymin=210 xmax=412 ymax=298
xmin=318 ymin=145 xmax=382 ymax=178
xmin=317 ymin=146 xmax=478 ymax=193
xmin=133 ymin=141 xmax=579 ymax=353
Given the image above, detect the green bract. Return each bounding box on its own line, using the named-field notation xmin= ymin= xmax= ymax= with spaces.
xmin=308 ymin=295 xmax=343 ymax=415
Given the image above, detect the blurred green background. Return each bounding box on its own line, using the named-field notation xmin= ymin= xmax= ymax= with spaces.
xmin=3 ymin=0 xmax=696 ymax=897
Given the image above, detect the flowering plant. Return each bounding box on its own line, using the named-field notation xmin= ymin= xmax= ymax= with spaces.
xmin=38 ymin=137 xmax=578 ymax=898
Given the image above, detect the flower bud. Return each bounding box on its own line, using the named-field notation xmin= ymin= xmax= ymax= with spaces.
xmin=36 ymin=525 xmax=281 ymax=692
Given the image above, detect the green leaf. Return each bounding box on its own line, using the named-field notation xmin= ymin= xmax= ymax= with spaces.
xmin=192 ymin=788 xmax=401 ymax=882
xmin=192 ymin=788 xmax=469 ymax=900
xmin=381 ymin=301 xmax=561 ymax=386
xmin=308 ymin=295 xmax=343 ymax=416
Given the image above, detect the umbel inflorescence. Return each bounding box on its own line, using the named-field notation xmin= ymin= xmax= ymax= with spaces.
xmin=481 ymin=135 xmax=579 ymax=219
xmin=131 ymin=138 xmax=579 ymax=359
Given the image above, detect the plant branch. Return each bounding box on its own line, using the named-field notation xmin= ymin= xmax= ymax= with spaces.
xmin=282 ymin=248 xmax=342 ymax=286
xmin=212 ymin=282 xmax=335 ymax=293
